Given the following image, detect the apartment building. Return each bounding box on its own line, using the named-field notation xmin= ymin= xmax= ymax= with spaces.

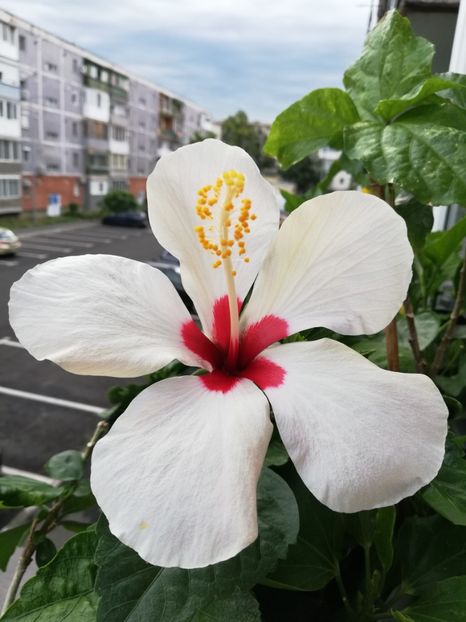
xmin=0 ymin=9 xmax=211 ymax=215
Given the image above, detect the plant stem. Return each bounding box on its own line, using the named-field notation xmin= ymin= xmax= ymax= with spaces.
xmin=403 ymin=297 xmax=426 ymax=373
xmin=0 ymin=420 xmax=108 ymax=615
xmin=364 ymin=543 xmax=372 ymax=608
xmin=384 ymin=320 xmax=400 ymax=371
xmin=431 ymin=252 xmax=466 ymax=376
xmin=334 ymin=561 xmax=355 ymax=618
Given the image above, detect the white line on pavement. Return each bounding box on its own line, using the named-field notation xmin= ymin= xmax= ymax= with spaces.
xmin=60 ymin=233 xmax=113 ymax=243
xmin=86 ymin=231 xmax=127 ymax=240
xmin=0 ymin=260 xmax=18 ymax=267
xmin=0 ymin=338 xmax=24 ymax=348
xmin=31 ymin=237 xmax=93 ymax=248
xmin=0 ymin=386 xmax=105 ymax=415
xmin=17 ymin=251 xmax=48 ymax=259
xmin=21 ymin=242 xmax=72 ymax=252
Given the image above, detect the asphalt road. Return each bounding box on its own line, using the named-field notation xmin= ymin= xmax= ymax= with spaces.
xmin=0 ymin=221 xmax=164 ymax=476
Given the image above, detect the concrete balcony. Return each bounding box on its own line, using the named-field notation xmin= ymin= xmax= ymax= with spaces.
xmin=0 ymin=82 xmax=20 ymax=101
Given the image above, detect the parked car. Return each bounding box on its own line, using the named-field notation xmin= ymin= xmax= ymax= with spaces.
xmin=0 ymin=228 xmax=21 ymax=255
xmin=101 ymin=211 xmax=148 ymax=228
xmin=147 ymin=250 xmax=194 ymax=313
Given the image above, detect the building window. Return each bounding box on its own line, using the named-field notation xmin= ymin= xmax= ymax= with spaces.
xmin=139 ymin=143 xmax=145 ymax=152
xmin=72 ymin=152 xmax=79 ymax=167
xmin=101 ymin=70 xmax=108 ymax=83
xmin=1 ymin=23 xmax=15 ymax=44
xmin=0 ymin=178 xmax=20 ymax=198
xmin=0 ymin=140 xmax=19 ymax=161
xmin=97 ymin=93 xmax=102 ymax=107
xmin=110 ymin=153 xmax=127 ymax=169
xmin=72 ymin=58 xmax=80 ymax=73
xmin=46 ymin=162 xmax=60 ymax=172
xmin=46 ymin=130 xmax=59 ymax=140
xmin=72 ymin=121 xmax=79 ymax=137
xmin=89 ymin=65 xmax=98 ymax=79
xmin=71 ymin=91 xmax=78 ymax=104
xmin=45 ymin=96 xmax=59 ymax=108
xmin=22 ymin=146 xmax=30 ymax=162
xmin=112 ymin=125 xmax=126 ymax=141
xmin=44 ymin=62 xmax=58 ymax=73
xmin=21 ymin=112 xmax=29 ymax=129
xmin=19 ymin=34 xmax=26 ymax=51
xmin=112 ymin=180 xmax=127 ymax=191
xmin=6 ymin=102 xmax=17 ymax=119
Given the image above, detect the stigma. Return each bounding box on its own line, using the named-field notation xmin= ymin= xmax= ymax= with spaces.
xmin=193 ymin=170 xmax=256 ymax=270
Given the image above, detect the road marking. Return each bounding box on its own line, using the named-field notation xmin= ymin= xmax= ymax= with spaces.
xmin=22 ymin=242 xmax=72 ymax=252
xmin=1 ymin=466 xmax=57 ymax=485
xmin=0 ymin=337 xmax=24 ymax=348
xmin=60 ymin=233 xmax=113 ymax=243
xmin=0 ymin=259 xmax=18 ymax=267
xmin=17 ymin=251 xmax=48 ymax=259
xmin=31 ymin=236 xmax=93 ymax=248
xmin=0 ymin=385 xmax=105 ymax=415
xmin=19 ymin=222 xmax=99 ymax=239
xmin=88 ymin=231 xmax=128 ymax=240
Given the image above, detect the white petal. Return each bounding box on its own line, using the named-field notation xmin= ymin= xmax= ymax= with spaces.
xmin=147 ymin=139 xmax=280 ymax=337
xmin=242 ymin=191 xmax=413 ymax=336
xmin=9 ymin=254 xmax=211 ymax=377
xmin=91 ymin=375 xmax=272 ymax=568
xmin=262 ymin=340 xmax=447 ymax=512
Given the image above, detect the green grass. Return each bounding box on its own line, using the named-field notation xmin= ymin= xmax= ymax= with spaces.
xmin=0 ymin=212 xmax=101 ymax=231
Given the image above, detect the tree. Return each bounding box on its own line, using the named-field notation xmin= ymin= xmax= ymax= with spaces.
xmin=100 ymin=190 xmax=138 ymax=214
xmin=221 ymin=111 xmax=274 ymax=171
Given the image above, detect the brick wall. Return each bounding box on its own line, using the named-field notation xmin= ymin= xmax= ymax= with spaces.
xmin=128 ymin=177 xmax=146 ymax=200
xmin=22 ymin=175 xmax=84 ymax=212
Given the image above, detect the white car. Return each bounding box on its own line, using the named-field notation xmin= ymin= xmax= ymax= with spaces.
xmin=0 ymin=228 xmax=21 ymax=255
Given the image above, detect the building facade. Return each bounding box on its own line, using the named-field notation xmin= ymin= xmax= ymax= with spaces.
xmin=0 ymin=9 xmax=210 ymax=215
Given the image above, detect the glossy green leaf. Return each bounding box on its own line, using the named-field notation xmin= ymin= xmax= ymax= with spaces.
xmin=45 ymin=450 xmax=83 ymax=481
xmin=35 ymin=537 xmax=57 ymax=567
xmin=397 ymin=311 xmax=440 ymax=351
xmin=1 ymin=530 xmax=98 ymax=621
xmin=439 ymin=72 xmax=466 ymax=109
xmin=394 ymin=516 xmax=466 ymax=595
xmin=437 ymin=357 xmax=466 ymax=398
xmin=61 ymin=479 xmax=96 ymax=516
xmin=264 ymin=429 xmax=289 ymax=467
xmin=0 ymin=476 xmax=63 ymax=509
xmin=395 ymin=576 xmax=466 ymax=621
xmin=423 ymin=214 xmax=466 ymax=267
xmin=264 ymin=88 xmax=359 ymax=168
xmin=395 ymin=201 xmax=433 ymax=250
xmin=95 ymin=468 xmax=299 ymax=622
xmin=344 ymin=104 xmax=466 ymax=205
xmin=0 ymin=523 xmax=30 ymax=571
xmin=190 ymin=590 xmax=261 ymax=622
xmin=264 ymin=463 xmax=347 ymax=591
xmin=344 ymin=10 xmax=434 ymax=119
xmin=375 ymin=76 xmax=459 ymax=120
xmin=423 ymin=451 xmax=466 ymax=526
xmin=374 ymin=507 xmax=396 ymax=573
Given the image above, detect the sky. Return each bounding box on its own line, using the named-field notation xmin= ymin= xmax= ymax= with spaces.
xmin=2 ymin=0 xmax=372 ymax=122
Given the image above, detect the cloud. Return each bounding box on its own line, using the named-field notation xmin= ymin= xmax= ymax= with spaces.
xmin=1 ymin=0 xmax=370 ymax=120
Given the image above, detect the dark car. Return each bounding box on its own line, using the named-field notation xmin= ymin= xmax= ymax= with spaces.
xmin=147 ymin=250 xmax=194 ymax=313
xmin=102 ymin=211 xmax=148 ymax=228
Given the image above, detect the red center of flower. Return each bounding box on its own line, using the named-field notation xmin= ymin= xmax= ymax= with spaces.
xmin=182 ymin=295 xmax=288 ymax=393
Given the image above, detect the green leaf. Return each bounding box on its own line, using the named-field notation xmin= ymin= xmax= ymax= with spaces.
xmin=44 ymin=450 xmax=83 ymax=481
xmin=375 ymin=76 xmax=460 ymax=120
xmin=264 ymin=463 xmax=347 ymax=591
xmin=394 ymin=515 xmax=466 ymax=595
xmin=0 ymin=476 xmax=63 ymax=509
xmin=423 ymin=214 xmax=466 ymax=267
xmin=439 ymin=72 xmax=466 ymax=110
xmin=437 ymin=357 xmax=466 ymax=398
xmin=344 ymin=10 xmax=434 ymax=119
xmin=422 ymin=451 xmax=466 ymax=526
xmin=62 ymin=520 xmax=93 ymax=533
xmin=395 ymin=576 xmax=466 ymax=621
xmin=395 ymin=201 xmax=433 ymax=250
xmin=397 ymin=311 xmax=440 ymax=351
xmin=1 ymin=530 xmax=98 ymax=621
xmin=0 ymin=523 xmax=30 ymax=571
xmin=95 ymin=468 xmax=299 ymax=622
xmin=373 ymin=507 xmax=396 ymax=573
xmin=35 ymin=538 xmax=57 ymax=567
xmin=344 ymin=104 xmax=466 ymax=205
xmin=264 ymin=431 xmax=289 ymax=467
xmin=264 ymin=88 xmax=359 ymax=168
xmin=190 ymin=590 xmax=261 ymax=622
xmin=61 ymin=479 xmax=96 ymax=515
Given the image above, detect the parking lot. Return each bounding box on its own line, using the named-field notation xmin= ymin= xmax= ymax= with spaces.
xmin=0 ymin=221 xmax=164 ymax=480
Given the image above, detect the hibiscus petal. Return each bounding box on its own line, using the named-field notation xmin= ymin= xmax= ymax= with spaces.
xmin=242 ymin=191 xmax=413 ymax=337
xmin=9 ymin=254 xmax=212 ymax=377
xmin=147 ymin=139 xmax=280 ymax=337
xmin=91 ymin=375 xmax=272 ymax=568
xmin=262 ymin=340 xmax=447 ymax=512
